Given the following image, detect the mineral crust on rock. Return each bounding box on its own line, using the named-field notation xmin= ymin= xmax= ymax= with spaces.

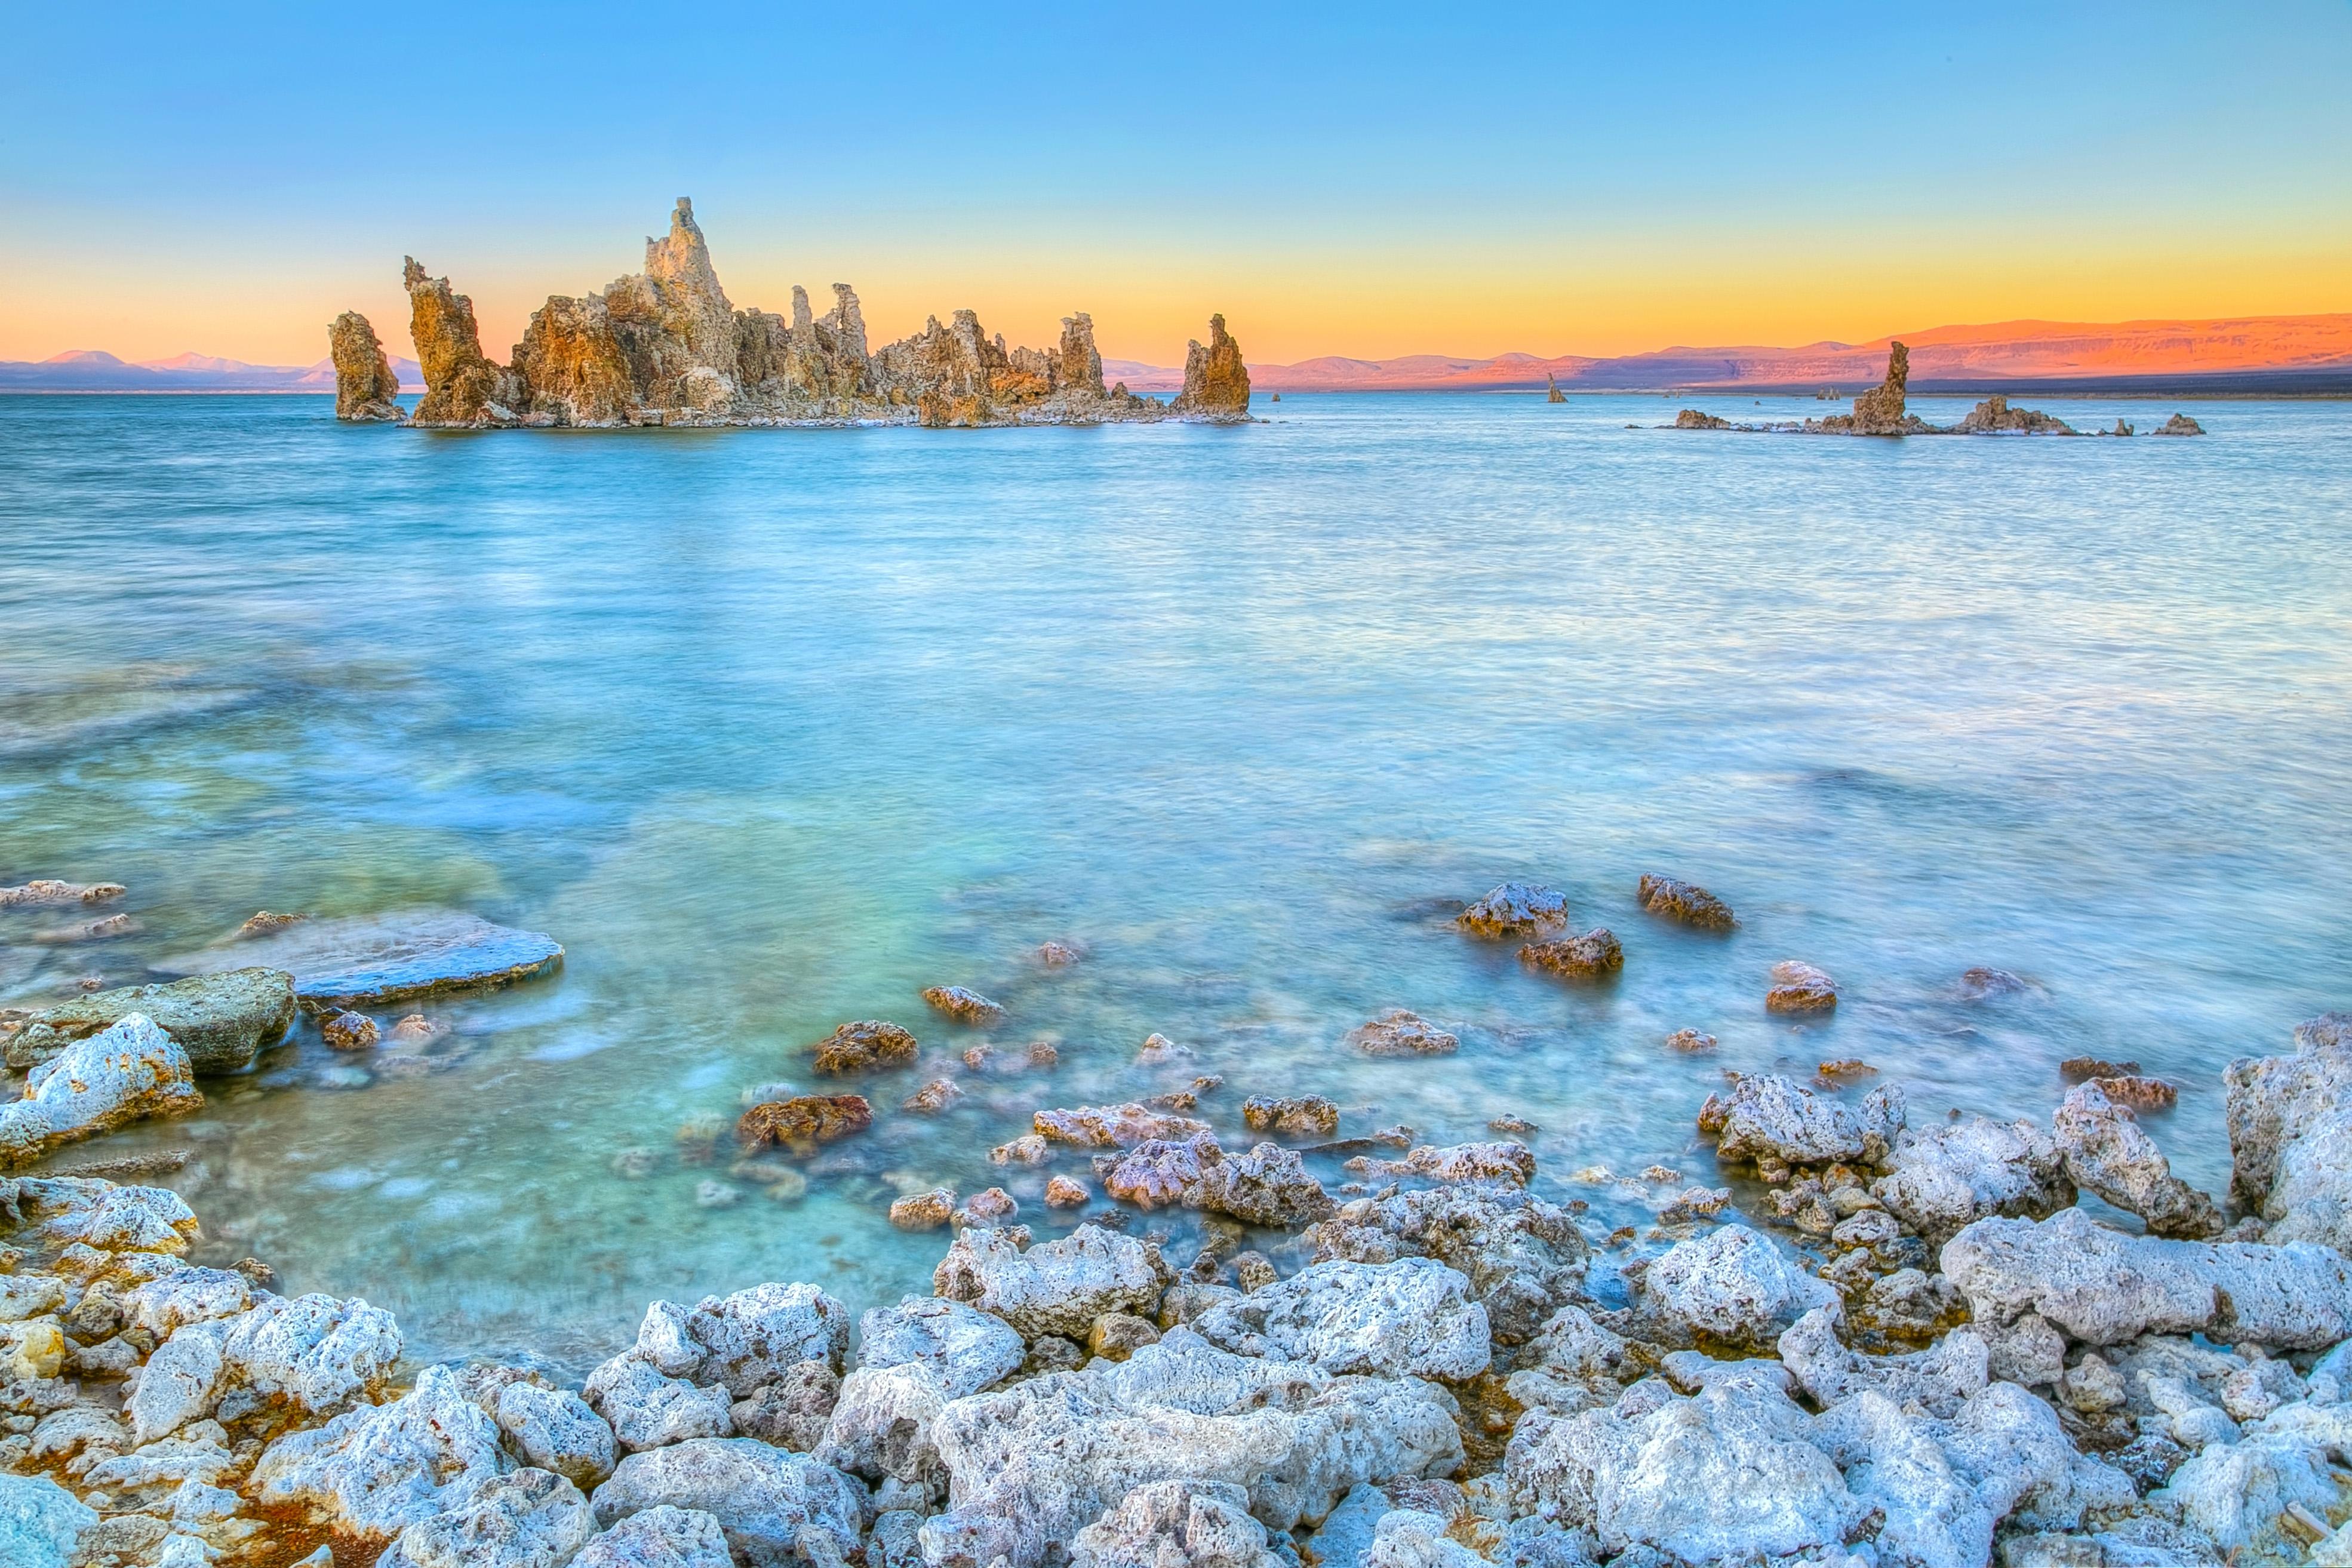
xmin=6 ymin=969 xmax=294 ymax=1074
xmin=1455 ymin=883 xmax=1568 ymax=938
xmin=0 ymin=1016 xmax=204 ymax=1169
xmin=1172 ymin=315 xmax=1253 ymax=421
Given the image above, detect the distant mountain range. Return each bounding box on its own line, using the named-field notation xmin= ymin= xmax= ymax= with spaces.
xmin=8 ymin=313 xmax=2350 ymax=395
xmin=0 ymin=348 xmax=425 ymax=392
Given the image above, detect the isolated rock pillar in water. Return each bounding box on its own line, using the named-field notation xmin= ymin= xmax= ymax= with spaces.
xmin=327 ymin=311 xmax=403 ymax=422
xmin=1175 ymin=314 xmax=1253 ymax=419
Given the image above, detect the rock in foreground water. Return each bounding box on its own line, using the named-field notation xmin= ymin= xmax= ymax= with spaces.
xmin=1455 ymin=884 xmax=1568 ymax=938
xmin=329 ymin=310 xmax=405 ymax=423
xmin=1518 ymin=928 xmax=1623 ymax=982
xmin=161 ymin=910 xmax=562 ymax=1012
xmin=1637 ymin=874 xmax=1736 ymax=930
xmin=813 ymin=1021 xmax=919 ymax=1075
xmin=1347 ymin=1010 xmax=1460 ymax=1057
xmin=5 ymin=968 xmax=294 ymax=1074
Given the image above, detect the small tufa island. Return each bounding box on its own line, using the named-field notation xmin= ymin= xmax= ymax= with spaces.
xmin=1668 ymin=342 xmax=2207 ymax=438
xmin=329 ymin=198 xmax=1253 ymax=430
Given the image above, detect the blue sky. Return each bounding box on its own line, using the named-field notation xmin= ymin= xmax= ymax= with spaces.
xmin=4 ymin=3 xmax=2347 ymax=364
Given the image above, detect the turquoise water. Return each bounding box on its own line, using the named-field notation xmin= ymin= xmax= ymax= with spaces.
xmin=2 ymin=391 xmax=2348 ymax=1369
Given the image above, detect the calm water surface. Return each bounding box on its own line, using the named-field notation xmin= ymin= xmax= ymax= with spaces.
xmin=2 ymin=391 xmax=2348 ymax=1369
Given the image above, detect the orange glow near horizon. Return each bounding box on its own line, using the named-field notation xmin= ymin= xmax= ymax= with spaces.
xmin=4 ymin=227 xmax=2350 ymax=373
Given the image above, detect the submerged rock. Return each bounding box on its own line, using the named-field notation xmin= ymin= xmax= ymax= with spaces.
xmin=1517 ymin=930 xmax=1623 ymax=982
xmin=922 ymin=988 xmax=1004 ymax=1026
xmin=1034 ymin=1103 xmax=1212 ymax=1148
xmin=1244 ymin=1095 xmax=1339 ymax=1136
xmin=1765 ymin=960 xmax=1840 ymax=1013
xmin=5 ymin=968 xmax=294 ymax=1074
xmin=161 ymin=910 xmax=562 ymax=1012
xmin=0 ymin=878 xmax=125 ymax=907
xmin=1455 ymin=884 xmax=1569 ymax=939
xmin=1635 ymin=875 xmax=1735 ymax=930
xmin=812 ymin=1021 xmax=919 ymax=1075
xmin=329 ymin=311 xmax=405 ymax=422
xmin=0 ymin=1016 xmax=204 ymax=1169
xmin=736 ymin=1096 xmax=872 ymax=1149
xmin=1347 ymin=1010 xmax=1459 ymax=1057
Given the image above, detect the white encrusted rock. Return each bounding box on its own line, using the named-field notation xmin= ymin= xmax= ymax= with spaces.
xmin=0 ymin=1016 xmax=204 ymax=1168
xmin=817 ymin=1362 xmax=957 ymax=1489
xmin=1941 ymin=1206 xmax=2352 ymax=1349
xmin=932 ymin=1224 xmax=1170 ymax=1340
xmin=248 ymin=1363 xmax=513 ymax=1538
xmin=1870 ymin=1117 xmax=2074 ymax=1242
xmin=586 ymin=1438 xmax=864 ymax=1568
xmin=2227 ymin=1013 xmax=2352 ymax=1255
xmin=1698 ymin=1075 xmax=1904 ymax=1168
xmin=920 ymin=1327 xmax=1463 ymax=1568
xmin=379 ymin=1467 xmax=594 ymax=1568
xmin=1363 ymin=1508 xmax=1492 ymax=1568
xmin=574 ymin=1504 xmax=732 ymax=1567
xmin=1303 ymin=1184 xmax=1589 ymax=1346
xmin=2053 ymin=1081 xmax=2222 ymax=1238
xmin=1069 ymin=1478 xmax=1284 ymax=1568
xmin=1777 ymin=1306 xmax=1988 ymax=1418
xmin=0 ymin=1473 xmax=99 ymax=1568
xmin=1193 ymin=1258 xmax=1492 ymax=1381
xmin=495 ymin=1381 xmax=617 ymax=1489
xmin=632 ymin=1283 xmax=849 ymax=1392
xmin=1636 ymin=1225 xmax=1836 ymax=1348
xmin=122 ymin=1266 xmax=253 ymax=1339
xmin=583 ymin=1354 xmax=734 ymax=1453
xmin=856 ymin=1295 xmax=1024 ymax=1397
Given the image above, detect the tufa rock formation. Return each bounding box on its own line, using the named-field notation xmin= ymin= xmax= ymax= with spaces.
xmin=351 ymin=199 xmax=1247 ymax=432
xmin=403 ymin=259 xmax=519 ymax=427
xmin=1953 ymin=395 xmax=2077 ymax=435
xmin=1546 ymin=373 xmax=1566 ymax=404
xmin=1173 ymin=313 xmax=1253 ymax=420
xmin=1845 ymin=340 xmax=1911 ymax=434
xmin=2154 ymin=413 xmax=2206 ymax=435
xmin=327 ymin=312 xmax=403 ymax=422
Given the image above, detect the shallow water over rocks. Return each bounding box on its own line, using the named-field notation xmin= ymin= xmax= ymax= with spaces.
xmin=1 ymin=391 xmax=2347 ymax=1370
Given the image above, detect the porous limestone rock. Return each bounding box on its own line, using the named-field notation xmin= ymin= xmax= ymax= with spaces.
xmin=1455 ymin=884 xmax=1568 ymax=938
xmin=1069 ymin=1478 xmax=1284 ymax=1568
xmin=1776 ymin=1306 xmax=1989 ymax=1418
xmin=1172 ymin=315 xmax=1251 ymax=420
xmin=404 ymin=259 xmax=518 ymax=426
xmin=2052 ymin=1081 xmax=2222 ymax=1238
xmin=856 ymin=1296 xmax=1025 ymax=1395
xmin=1953 ymin=395 xmax=2077 ymax=435
xmin=378 ymin=1466 xmax=594 ymax=1568
xmin=1361 ymin=1508 xmax=1494 ymax=1568
xmin=1635 ymin=875 xmax=1735 ymax=930
xmin=1034 ymin=1103 xmax=1212 ymax=1148
xmin=131 ymin=1290 xmax=404 ymax=1441
xmin=0 ymin=1472 xmax=98 ymax=1568
xmin=494 ymin=1381 xmax=617 ymax=1489
xmin=248 ymin=1363 xmax=513 ymax=1538
xmin=574 ymin=1504 xmax=733 ymax=1567
xmin=919 ymin=1327 xmax=1463 ymax=1568
xmin=1244 ymin=1094 xmax=1339 ymax=1136
xmin=1697 ymin=1074 xmax=1904 ymax=1170
xmin=329 ymin=311 xmax=405 ymax=422
xmin=1766 ymin=960 xmax=1841 ymax=1012
xmin=1347 ymin=1010 xmax=1459 ymax=1057
xmin=0 ymin=1016 xmax=204 ymax=1169
xmin=921 ymin=987 xmax=1003 ymax=1026
xmin=932 ymin=1224 xmax=1170 ymax=1340
xmin=1304 ymin=1184 xmax=1589 ymax=1345
xmin=511 ymin=293 xmax=637 ymax=428
xmin=1504 ymin=1305 xmax=1637 ymax=1416
xmin=1057 ymin=314 xmax=1106 ymax=397
xmin=727 ymin=1360 xmax=838 ymax=1450
xmin=628 ymin=1283 xmax=850 ymax=1392
xmin=2225 ymin=1011 xmax=2352 ymax=1253
xmin=583 ymin=1355 xmax=734 ymax=1453
xmin=1351 ymin=1142 xmax=1537 ymax=1188
xmin=1193 ymin=1258 xmax=1492 ymax=1381
xmin=1941 ymin=1206 xmax=2352 ymax=1349
xmin=738 ymin=1096 xmax=872 ymax=1149
xmin=2153 ymin=413 xmax=2205 ymax=436
xmin=1517 ymin=928 xmax=1623 ymax=982
xmin=1102 ymin=1133 xmax=1334 ymax=1226
xmin=1505 ymin=1374 xmax=1870 ymax=1563
xmin=1870 ymin=1116 xmax=2074 ymax=1243
xmin=588 ymin=1438 xmax=865 ymax=1568
xmin=1635 ymin=1225 xmax=1837 ymax=1348
xmin=7 ymin=969 xmax=297 ymax=1074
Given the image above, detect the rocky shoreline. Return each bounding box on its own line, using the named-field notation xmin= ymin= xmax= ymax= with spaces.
xmin=330 ymin=200 xmax=1252 ymax=432
xmin=4 ymin=874 xmax=2349 ymax=1568
xmin=1669 ymin=343 xmax=2208 ymax=438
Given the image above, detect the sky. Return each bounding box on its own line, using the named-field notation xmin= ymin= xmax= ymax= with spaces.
xmin=2 ymin=4 xmax=2348 ymax=368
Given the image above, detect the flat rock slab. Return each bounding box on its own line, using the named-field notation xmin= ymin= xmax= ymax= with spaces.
xmin=7 ymin=968 xmax=294 ymax=1074
xmin=159 ymin=911 xmax=562 ymax=1013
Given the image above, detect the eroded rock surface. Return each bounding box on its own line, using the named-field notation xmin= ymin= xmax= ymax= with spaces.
xmin=7 ymin=969 xmax=293 ymax=1074
xmin=1172 ymin=315 xmax=1252 ymax=421
xmin=329 ymin=311 xmax=405 ymax=422
xmin=0 ymin=1016 xmax=204 ymax=1169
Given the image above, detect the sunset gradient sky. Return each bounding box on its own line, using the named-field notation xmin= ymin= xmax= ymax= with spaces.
xmin=4 ymin=4 xmax=2348 ymax=368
